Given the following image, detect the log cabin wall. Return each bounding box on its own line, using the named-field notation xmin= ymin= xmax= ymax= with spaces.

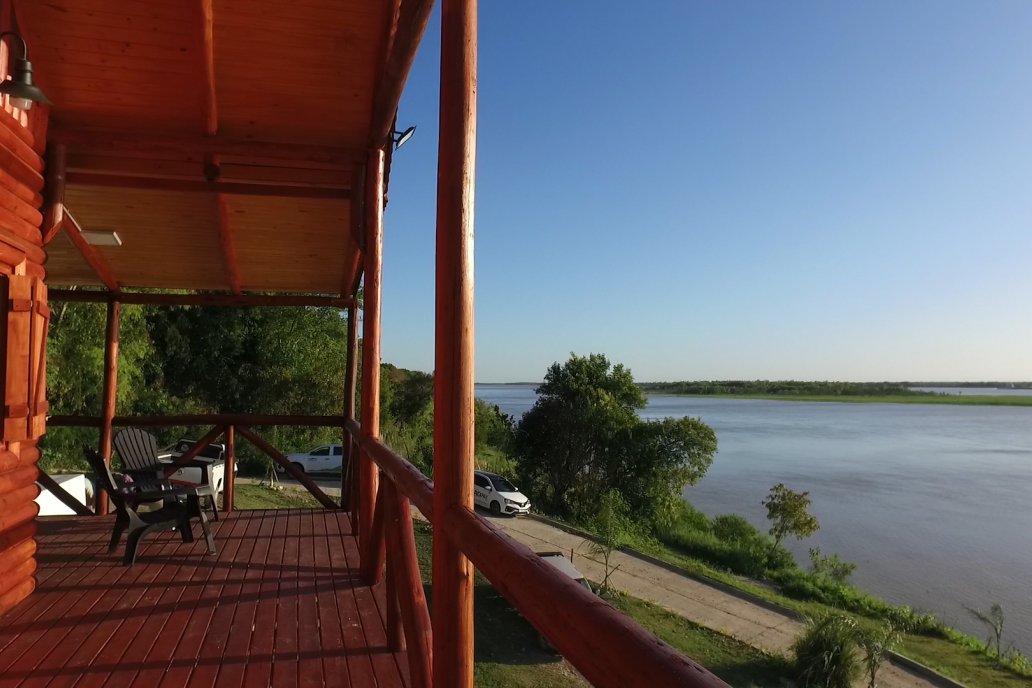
xmin=0 ymin=2 xmax=50 ymax=615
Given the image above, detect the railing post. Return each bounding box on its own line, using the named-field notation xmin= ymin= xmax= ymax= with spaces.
xmin=432 ymin=0 xmax=478 ymax=684
xmin=224 ymin=424 xmax=235 ymax=513
xmin=97 ymin=298 xmax=120 ymax=515
xmin=359 ymin=148 xmax=384 ymax=556
xmin=384 ymin=487 xmax=404 ymax=651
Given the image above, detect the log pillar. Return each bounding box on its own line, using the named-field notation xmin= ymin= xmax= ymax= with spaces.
xmin=359 ymin=149 xmax=385 ymax=554
xmin=96 ymin=299 xmax=120 ymax=515
xmin=431 ymin=0 xmax=478 ymax=685
xmin=224 ymin=425 xmax=235 ymax=513
xmin=342 ymin=303 xmax=359 ymax=508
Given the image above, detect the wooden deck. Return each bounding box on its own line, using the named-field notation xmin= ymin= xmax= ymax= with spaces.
xmin=0 ymin=510 xmax=408 ymax=688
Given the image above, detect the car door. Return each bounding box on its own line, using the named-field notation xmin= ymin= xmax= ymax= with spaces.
xmin=330 ymin=445 xmax=344 ymax=471
xmin=308 ymin=445 xmax=331 ymax=472
xmin=472 ymin=473 xmax=491 ymax=508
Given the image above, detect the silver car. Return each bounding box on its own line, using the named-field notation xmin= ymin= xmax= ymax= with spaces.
xmin=283 ymin=444 xmax=345 ymax=474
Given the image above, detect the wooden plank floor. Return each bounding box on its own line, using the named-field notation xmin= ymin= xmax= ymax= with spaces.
xmin=0 ymin=510 xmax=407 ymax=688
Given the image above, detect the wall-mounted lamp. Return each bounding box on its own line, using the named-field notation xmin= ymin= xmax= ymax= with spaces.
xmin=0 ymin=31 xmax=50 ymax=111
xmin=82 ymin=230 xmax=122 ymax=247
xmin=391 ymin=126 xmax=416 ymax=150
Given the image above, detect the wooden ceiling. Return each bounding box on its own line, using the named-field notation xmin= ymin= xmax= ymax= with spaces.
xmin=13 ymin=0 xmax=428 ymax=297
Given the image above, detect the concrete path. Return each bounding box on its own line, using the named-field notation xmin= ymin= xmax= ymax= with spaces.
xmin=489 ymin=514 xmax=939 ymax=688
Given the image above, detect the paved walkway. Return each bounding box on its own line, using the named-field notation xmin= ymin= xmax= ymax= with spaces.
xmin=489 ymin=515 xmax=940 ymax=688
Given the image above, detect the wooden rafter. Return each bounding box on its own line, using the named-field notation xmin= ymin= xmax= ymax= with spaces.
xmin=200 ymin=0 xmax=218 ymax=136
xmin=61 ymin=211 xmax=120 ymax=293
xmin=368 ymin=0 xmax=435 ymax=147
xmin=50 ymin=128 xmax=361 ymax=168
xmin=216 ymin=195 xmax=241 ymax=294
xmin=344 ymin=160 xmax=366 ymax=298
xmin=40 ymin=143 xmax=65 ymax=246
xmin=64 ymin=172 xmax=350 ymax=199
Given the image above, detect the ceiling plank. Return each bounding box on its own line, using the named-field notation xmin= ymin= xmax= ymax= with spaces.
xmin=61 ymin=211 xmax=120 ymax=293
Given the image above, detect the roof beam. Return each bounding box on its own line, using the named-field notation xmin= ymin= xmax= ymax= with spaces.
xmin=49 ymin=127 xmax=362 ymax=168
xmin=343 ymin=160 xmax=366 ymax=298
xmin=40 ymin=143 xmax=65 ymax=246
xmin=65 ymin=171 xmax=350 ymax=199
xmin=61 ymin=211 xmax=120 ymax=293
xmin=200 ymin=0 xmax=218 ymax=135
xmin=217 ymin=195 xmax=241 ymax=294
xmin=368 ymin=0 xmax=434 ymax=147
xmin=49 ymin=289 xmax=354 ymax=309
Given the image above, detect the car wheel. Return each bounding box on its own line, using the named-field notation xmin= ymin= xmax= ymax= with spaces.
xmin=291 ymin=461 xmax=306 ymax=474
xmin=489 ymin=501 xmax=501 ymax=516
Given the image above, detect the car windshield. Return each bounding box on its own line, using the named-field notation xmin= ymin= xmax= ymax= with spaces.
xmin=489 ymin=475 xmax=518 ymax=492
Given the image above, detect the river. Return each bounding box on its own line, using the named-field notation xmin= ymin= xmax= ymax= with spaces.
xmin=475 ymin=383 xmax=1032 ymax=649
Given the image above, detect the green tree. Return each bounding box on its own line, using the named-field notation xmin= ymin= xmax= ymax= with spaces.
xmin=763 ymin=483 xmax=820 ymax=557
xmin=514 ymin=353 xmax=716 ymax=521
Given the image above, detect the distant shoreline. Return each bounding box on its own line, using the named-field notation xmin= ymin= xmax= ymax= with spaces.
xmin=652 ymin=393 xmax=1032 ymax=407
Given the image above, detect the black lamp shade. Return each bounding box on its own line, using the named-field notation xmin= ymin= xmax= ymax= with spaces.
xmin=0 ymin=58 xmax=51 ymax=106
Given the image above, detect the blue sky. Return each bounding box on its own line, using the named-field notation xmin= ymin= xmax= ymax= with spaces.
xmin=381 ymin=2 xmax=1032 ymax=383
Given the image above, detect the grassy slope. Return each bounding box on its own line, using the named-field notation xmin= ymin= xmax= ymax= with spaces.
xmin=668 ymin=393 xmax=1032 ymax=406
xmin=623 ymin=537 xmax=1032 ymax=687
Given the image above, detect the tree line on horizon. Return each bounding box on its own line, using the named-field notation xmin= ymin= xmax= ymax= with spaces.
xmin=638 ymin=380 xmax=931 ymax=396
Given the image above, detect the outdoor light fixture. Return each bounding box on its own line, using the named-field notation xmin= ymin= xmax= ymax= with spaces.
xmin=391 ymin=126 xmax=416 ymax=149
xmin=0 ymin=31 xmax=50 ymax=111
xmin=82 ymin=231 xmax=122 ymax=247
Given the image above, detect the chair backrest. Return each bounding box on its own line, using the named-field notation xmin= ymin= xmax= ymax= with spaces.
xmin=83 ymin=446 xmax=129 ymax=513
xmin=114 ymin=428 xmax=160 ymax=471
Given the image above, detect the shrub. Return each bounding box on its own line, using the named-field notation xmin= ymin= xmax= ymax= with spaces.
xmin=793 ymin=614 xmax=861 ymax=688
xmin=809 ymin=547 xmax=857 ymax=584
xmin=712 ymin=514 xmax=760 ymax=542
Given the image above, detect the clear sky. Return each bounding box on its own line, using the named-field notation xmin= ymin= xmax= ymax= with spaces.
xmin=380 ymin=2 xmax=1032 ymax=383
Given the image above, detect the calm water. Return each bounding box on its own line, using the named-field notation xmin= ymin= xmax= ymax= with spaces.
xmin=476 ymin=383 xmax=1032 ymax=648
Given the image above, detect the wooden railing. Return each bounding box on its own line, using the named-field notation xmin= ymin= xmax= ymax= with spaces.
xmin=343 ymin=420 xmax=730 ymax=688
xmin=46 ymin=415 xmax=344 ymax=513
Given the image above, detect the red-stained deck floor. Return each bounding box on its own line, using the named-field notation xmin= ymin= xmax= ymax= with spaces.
xmin=0 ymin=509 xmax=407 ymax=688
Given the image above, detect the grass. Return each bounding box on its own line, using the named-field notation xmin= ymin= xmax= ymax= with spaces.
xmin=617 ymin=530 xmax=1032 ymax=687
xmin=230 ymin=483 xmax=323 ymax=509
xmin=672 ymin=393 xmax=1032 ymax=407
xmin=608 ymin=592 xmax=793 ymax=687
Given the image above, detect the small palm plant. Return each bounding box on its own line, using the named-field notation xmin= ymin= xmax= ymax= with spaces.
xmin=856 ymin=621 xmax=904 ymax=688
xmin=793 ymin=614 xmax=861 ymax=688
xmin=587 ymin=490 xmax=629 ymax=591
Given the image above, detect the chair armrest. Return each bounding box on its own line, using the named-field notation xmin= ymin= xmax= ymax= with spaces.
xmin=133 ymin=485 xmax=206 ymax=501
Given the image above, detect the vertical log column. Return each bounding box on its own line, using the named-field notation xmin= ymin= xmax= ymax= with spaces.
xmin=432 ymin=0 xmax=478 ymax=685
xmin=96 ymin=299 xmax=120 ymax=515
xmin=224 ymin=425 xmax=235 ymax=514
xmin=341 ymin=303 xmax=359 ymax=508
xmin=359 ymin=150 xmax=385 ymax=554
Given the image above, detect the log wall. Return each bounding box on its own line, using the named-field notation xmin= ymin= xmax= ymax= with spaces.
xmin=0 ymin=9 xmax=50 ymax=615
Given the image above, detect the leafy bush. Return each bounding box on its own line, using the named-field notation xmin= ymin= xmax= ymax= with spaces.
xmin=809 ymin=547 xmax=857 ymax=584
xmin=712 ymin=514 xmax=760 ymax=542
xmin=793 ymin=614 xmax=861 ymax=688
